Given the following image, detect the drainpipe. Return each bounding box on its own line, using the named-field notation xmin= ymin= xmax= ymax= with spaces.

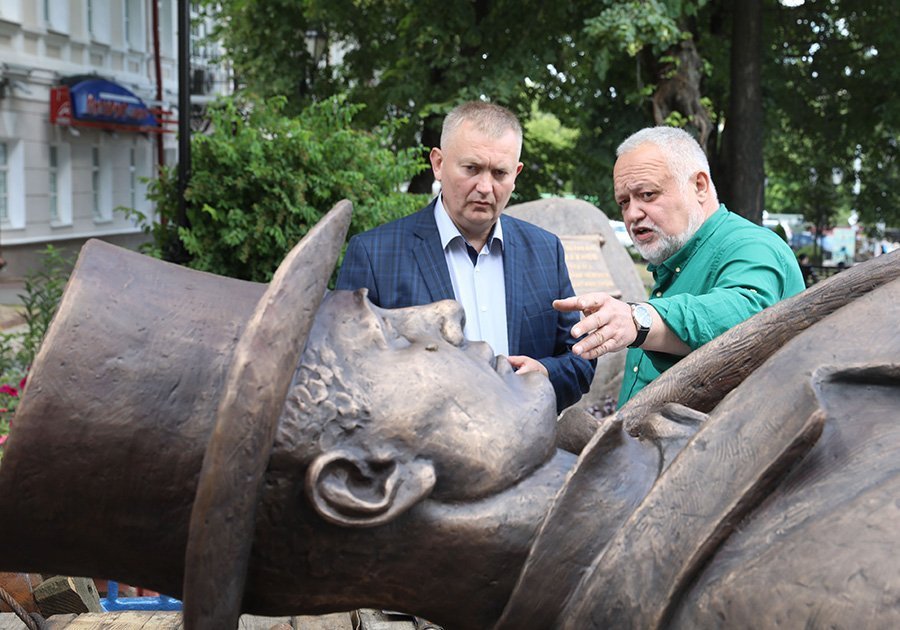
xmin=176 ymin=0 xmax=190 ymax=231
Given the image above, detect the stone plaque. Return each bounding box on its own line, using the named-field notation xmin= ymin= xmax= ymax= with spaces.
xmin=559 ymin=234 xmax=622 ymax=299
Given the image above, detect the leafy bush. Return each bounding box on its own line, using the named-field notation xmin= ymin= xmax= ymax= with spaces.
xmin=127 ymin=94 xmax=429 ymax=282
xmin=516 ymin=105 xmax=580 ymax=202
xmin=0 ymin=246 xmax=72 ymax=463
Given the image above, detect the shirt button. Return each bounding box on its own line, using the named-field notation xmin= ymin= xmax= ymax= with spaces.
xmin=481 ymin=306 xmax=487 ymax=312
xmin=655 ymin=291 xmax=662 ymax=297
xmin=675 ymin=266 xmax=681 ymax=273
xmin=633 ymin=366 xmax=639 ymax=373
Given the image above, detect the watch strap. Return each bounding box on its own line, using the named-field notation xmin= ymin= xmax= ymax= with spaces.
xmin=627 ymin=302 xmax=650 ymax=349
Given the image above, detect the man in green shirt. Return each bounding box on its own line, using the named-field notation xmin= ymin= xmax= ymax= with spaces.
xmin=554 ymin=126 xmax=804 ymax=406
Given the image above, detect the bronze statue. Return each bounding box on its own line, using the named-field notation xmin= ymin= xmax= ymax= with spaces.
xmin=0 ymin=202 xmax=898 ymax=629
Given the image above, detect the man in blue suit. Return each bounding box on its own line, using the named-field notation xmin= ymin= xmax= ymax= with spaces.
xmin=336 ymin=101 xmax=594 ymax=413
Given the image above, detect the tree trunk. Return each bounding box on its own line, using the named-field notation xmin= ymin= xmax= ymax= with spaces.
xmin=726 ymin=0 xmax=764 ymax=224
xmin=407 ymin=113 xmax=442 ymax=196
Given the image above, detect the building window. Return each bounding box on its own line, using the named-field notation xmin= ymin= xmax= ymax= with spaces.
xmin=124 ymin=0 xmax=131 ymax=46
xmin=0 ymin=0 xmax=23 ymax=22
xmin=129 ymin=148 xmax=137 ymax=210
xmin=48 ymin=144 xmax=72 ymax=226
xmin=0 ymin=143 xmax=7 ymax=222
xmin=42 ymin=0 xmax=70 ymax=33
xmin=123 ymin=0 xmax=145 ymax=51
xmin=92 ymin=146 xmax=102 ymax=219
xmin=88 ymin=0 xmax=110 ymax=44
xmin=49 ymin=145 xmax=59 ymax=221
xmin=0 ymin=140 xmax=24 ymax=229
xmin=92 ymin=144 xmax=113 ymax=223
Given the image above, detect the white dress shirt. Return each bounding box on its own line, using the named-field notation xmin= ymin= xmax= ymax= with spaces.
xmin=434 ymin=196 xmax=509 ymax=356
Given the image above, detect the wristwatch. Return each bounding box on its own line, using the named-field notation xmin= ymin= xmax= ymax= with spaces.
xmin=627 ymin=302 xmax=652 ymax=349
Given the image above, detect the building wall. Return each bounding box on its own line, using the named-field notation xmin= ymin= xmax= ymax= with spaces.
xmin=0 ymin=0 xmax=188 ymax=281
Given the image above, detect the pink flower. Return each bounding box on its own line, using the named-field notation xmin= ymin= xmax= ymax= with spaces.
xmin=18 ymin=375 xmax=27 ymax=391
xmin=0 ymin=385 xmax=17 ymax=397
xmin=0 ymin=434 xmax=7 ymax=446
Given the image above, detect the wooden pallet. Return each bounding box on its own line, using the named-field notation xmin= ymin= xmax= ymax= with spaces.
xmin=0 ymin=611 xmax=354 ymax=629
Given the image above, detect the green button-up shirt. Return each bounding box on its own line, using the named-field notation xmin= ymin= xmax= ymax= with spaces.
xmin=618 ymin=205 xmax=805 ymax=407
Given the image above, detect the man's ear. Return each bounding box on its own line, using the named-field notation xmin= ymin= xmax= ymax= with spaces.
xmin=694 ymin=170 xmax=711 ymax=203
xmin=429 ymin=147 xmax=444 ymax=180
xmin=305 ymin=450 xmax=436 ymax=528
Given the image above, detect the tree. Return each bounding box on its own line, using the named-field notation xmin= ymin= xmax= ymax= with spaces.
xmin=725 ymin=0 xmax=764 ymax=223
xmin=201 ymin=0 xmax=900 ymax=230
xmin=765 ymin=0 xmax=900 ymax=229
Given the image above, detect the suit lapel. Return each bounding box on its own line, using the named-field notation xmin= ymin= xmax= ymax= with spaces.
xmin=502 ymin=216 xmax=524 ymax=355
xmin=412 ymin=203 xmax=455 ymax=302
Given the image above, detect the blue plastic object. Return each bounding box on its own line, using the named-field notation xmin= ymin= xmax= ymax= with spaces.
xmin=100 ymin=581 xmax=183 ymax=611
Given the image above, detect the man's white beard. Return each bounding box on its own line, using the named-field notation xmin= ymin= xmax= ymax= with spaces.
xmin=635 ymin=205 xmax=706 ymax=266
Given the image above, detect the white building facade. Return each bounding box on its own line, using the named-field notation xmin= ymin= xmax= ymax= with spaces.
xmin=0 ymin=0 xmax=218 ymax=279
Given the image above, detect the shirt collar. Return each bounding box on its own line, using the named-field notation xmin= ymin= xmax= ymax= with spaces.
xmin=647 ymin=204 xmax=728 ymax=275
xmin=434 ymin=195 xmax=504 ymax=251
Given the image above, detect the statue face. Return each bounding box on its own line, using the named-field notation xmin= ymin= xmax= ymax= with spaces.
xmin=302 ymin=290 xmax=558 ymax=501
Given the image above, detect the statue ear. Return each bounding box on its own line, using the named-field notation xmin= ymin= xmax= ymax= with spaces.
xmin=306 ymin=450 xmax=436 ymax=528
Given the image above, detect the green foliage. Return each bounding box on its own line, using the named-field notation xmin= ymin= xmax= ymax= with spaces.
xmin=19 ymin=246 xmax=72 ymax=361
xmin=197 ymin=0 xmax=323 ymax=115
xmin=133 ymin=94 xmax=428 ymax=282
xmin=517 ymin=105 xmax=580 ymax=201
xmin=201 ymin=0 xmax=900 ymax=230
xmin=772 ymin=223 xmax=788 ymax=243
xmin=0 ymin=246 xmax=73 ymax=463
xmin=765 ymin=0 xmax=900 ymax=228
xmin=795 ymin=244 xmax=818 ymax=263
xmin=584 ymin=1 xmax=685 ymax=59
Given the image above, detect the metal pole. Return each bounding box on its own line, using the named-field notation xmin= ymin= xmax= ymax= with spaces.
xmin=151 ymin=0 xmax=165 ymax=177
xmin=176 ymin=0 xmax=190 ymax=230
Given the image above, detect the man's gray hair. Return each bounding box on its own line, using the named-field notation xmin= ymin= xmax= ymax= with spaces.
xmin=617 ymin=126 xmax=716 ymax=196
xmin=441 ymin=101 xmax=523 ymax=156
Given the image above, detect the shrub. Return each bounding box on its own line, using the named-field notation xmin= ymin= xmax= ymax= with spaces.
xmin=127 ymin=94 xmax=429 ymax=282
xmin=0 ymin=246 xmax=72 ymax=463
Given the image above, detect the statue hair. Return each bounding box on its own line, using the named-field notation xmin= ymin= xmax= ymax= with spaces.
xmin=273 ymin=320 xmax=372 ymax=468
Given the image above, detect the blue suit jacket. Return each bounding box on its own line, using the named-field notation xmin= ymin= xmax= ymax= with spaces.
xmin=336 ymin=200 xmax=595 ymax=412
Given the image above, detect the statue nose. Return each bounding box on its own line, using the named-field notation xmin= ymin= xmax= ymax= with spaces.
xmin=429 ymin=299 xmax=466 ymax=346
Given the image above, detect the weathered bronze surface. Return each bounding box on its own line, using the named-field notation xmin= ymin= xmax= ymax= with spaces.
xmin=0 ymin=203 xmax=897 ymax=629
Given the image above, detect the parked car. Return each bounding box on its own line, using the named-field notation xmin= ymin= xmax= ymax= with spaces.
xmin=609 ymin=220 xmax=634 ymax=250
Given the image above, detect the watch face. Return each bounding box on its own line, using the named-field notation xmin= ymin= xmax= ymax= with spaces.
xmin=632 ymin=304 xmax=653 ymax=329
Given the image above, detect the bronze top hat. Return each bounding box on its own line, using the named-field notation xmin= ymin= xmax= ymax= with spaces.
xmin=0 ymin=201 xmax=351 ymax=630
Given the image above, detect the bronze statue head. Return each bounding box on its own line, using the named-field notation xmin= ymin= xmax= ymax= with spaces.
xmin=0 ymin=201 xmax=573 ymax=629
xmin=2 ymin=200 xmax=899 ymax=630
